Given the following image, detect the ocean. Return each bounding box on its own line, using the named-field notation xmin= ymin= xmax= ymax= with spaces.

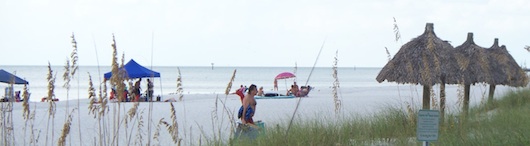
xmin=1 ymin=66 xmax=390 ymax=102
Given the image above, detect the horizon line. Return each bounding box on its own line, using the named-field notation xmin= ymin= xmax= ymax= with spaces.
xmin=0 ymin=64 xmax=383 ymax=68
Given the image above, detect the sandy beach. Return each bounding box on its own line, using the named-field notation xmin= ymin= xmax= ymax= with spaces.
xmin=3 ymin=83 xmax=518 ymax=145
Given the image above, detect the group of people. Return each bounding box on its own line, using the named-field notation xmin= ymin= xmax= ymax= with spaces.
xmin=1 ymin=90 xmax=22 ymax=102
xmin=110 ymin=78 xmax=154 ymax=102
xmin=286 ymin=81 xmax=311 ymax=97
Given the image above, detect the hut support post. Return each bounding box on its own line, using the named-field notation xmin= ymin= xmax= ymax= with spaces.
xmin=488 ymin=85 xmax=496 ymax=105
xmin=463 ymin=85 xmax=470 ymax=117
xmin=422 ymin=85 xmax=431 ymax=110
xmin=440 ymin=84 xmax=446 ymax=125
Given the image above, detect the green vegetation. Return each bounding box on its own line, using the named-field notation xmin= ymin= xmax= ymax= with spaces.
xmin=227 ymin=89 xmax=530 ymax=146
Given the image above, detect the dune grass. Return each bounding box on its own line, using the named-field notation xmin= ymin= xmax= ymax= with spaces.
xmin=226 ymin=88 xmax=530 ymax=146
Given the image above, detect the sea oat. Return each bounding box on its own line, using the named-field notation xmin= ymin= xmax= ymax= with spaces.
xmin=161 ymin=103 xmax=181 ymax=144
xmin=45 ymin=62 xmax=57 ymax=146
xmin=153 ymin=119 xmax=163 ymax=146
xmin=218 ymin=95 xmax=237 ymax=141
xmin=430 ymin=87 xmax=438 ymax=110
xmin=480 ymin=83 xmax=488 ymax=107
xmin=46 ymin=62 xmax=56 ymax=105
xmin=128 ymin=81 xmax=135 ymax=101
xmin=135 ymin=110 xmax=145 ymax=146
xmin=70 ymin=33 xmax=79 ymax=76
xmin=332 ymin=50 xmax=342 ymax=114
xmin=63 ymin=58 xmax=71 ymax=90
xmin=128 ymin=102 xmax=140 ymax=121
xmin=177 ymin=67 xmax=184 ymax=101
xmin=211 ymin=96 xmax=220 ymax=141
xmin=405 ymin=102 xmax=416 ymax=125
xmin=22 ymin=83 xmax=30 ymax=120
xmin=88 ymin=73 xmax=97 ymax=116
xmin=22 ymin=83 xmax=30 ymax=146
xmin=58 ymin=109 xmax=75 ymax=146
xmin=384 ymin=47 xmax=392 ymax=61
xmin=70 ymin=33 xmax=82 ymax=144
xmin=29 ymin=106 xmax=37 ymax=145
xmin=456 ymin=81 xmax=465 ymax=107
xmin=99 ymin=81 xmax=108 ymax=117
xmin=224 ymin=69 xmax=236 ymax=95
xmin=393 ymin=17 xmax=401 ymax=42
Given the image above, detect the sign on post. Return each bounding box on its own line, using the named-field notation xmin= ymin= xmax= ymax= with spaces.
xmin=417 ymin=110 xmax=439 ymax=141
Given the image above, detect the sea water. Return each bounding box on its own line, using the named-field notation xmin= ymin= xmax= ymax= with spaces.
xmin=0 ymin=66 xmax=389 ymax=101
xmin=0 ymin=65 xmax=521 ymax=111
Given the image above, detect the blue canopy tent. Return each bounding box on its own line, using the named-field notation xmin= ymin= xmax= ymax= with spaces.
xmin=0 ymin=69 xmax=28 ymax=101
xmin=0 ymin=69 xmax=28 ymax=84
xmin=104 ymin=59 xmax=160 ymax=79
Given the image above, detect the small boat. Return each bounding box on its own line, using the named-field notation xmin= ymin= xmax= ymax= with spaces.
xmin=255 ymin=93 xmax=295 ymax=99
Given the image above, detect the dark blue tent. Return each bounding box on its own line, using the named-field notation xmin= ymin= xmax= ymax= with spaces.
xmin=0 ymin=69 xmax=28 ymax=84
xmin=104 ymin=59 xmax=160 ymax=79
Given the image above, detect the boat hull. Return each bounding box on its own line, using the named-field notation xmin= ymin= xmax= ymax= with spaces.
xmin=255 ymin=95 xmax=295 ymax=99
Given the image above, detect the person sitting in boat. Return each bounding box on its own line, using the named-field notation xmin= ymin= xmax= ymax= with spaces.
xmin=297 ymin=85 xmax=311 ymax=97
xmin=292 ymin=82 xmax=300 ymax=96
xmin=257 ymin=86 xmax=264 ymax=96
xmin=287 ymin=83 xmax=300 ymax=96
xmin=286 ymin=85 xmax=294 ymax=95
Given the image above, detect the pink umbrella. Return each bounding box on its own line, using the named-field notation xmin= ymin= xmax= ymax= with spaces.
xmin=275 ymin=72 xmax=296 ymax=92
xmin=275 ymin=72 xmax=296 ymax=80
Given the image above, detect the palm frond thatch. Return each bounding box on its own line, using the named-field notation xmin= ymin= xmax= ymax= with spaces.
xmin=454 ymin=33 xmax=493 ymax=85
xmin=376 ymin=23 xmax=457 ymax=86
xmin=487 ymin=38 xmax=528 ymax=87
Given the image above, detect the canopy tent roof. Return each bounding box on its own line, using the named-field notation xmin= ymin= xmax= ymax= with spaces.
xmin=104 ymin=59 xmax=160 ymax=79
xmin=487 ymin=38 xmax=528 ymax=87
xmin=0 ymin=69 xmax=29 ymax=84
xmin=376 ymin=23 xmax=459 ymax=86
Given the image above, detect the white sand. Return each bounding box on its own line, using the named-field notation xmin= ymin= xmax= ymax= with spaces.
xmin=3 ymin=84 xmax=519 ymax=145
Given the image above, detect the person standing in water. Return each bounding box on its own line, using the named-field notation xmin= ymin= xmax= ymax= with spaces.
xmin=273 ymin=79 xmax=278 ymax=91
xmin=257 ymin=86 xmax=264 ymax=96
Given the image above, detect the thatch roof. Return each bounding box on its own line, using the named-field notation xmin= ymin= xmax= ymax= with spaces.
xmin=454 ymin=33 xmax=493 ymax=85
xmin=487 ymin=38 xmax=528 ymax=87
xmin=376 ymin=23 xmax=458 ymax=86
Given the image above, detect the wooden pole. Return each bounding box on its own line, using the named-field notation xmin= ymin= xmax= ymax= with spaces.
xmin=488 ymin=85 xmax=496 ymax=105
xmin=463 ymin=85 xmax=470 ymax=117
xmin=423 ymin=85 xmax=431 ymax=110
xmin=440 ymin=84 xmax=446 ymax=125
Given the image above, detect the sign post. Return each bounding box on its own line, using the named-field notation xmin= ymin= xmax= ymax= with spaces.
xmin=417 ymin=110 xmax=440 ymax=146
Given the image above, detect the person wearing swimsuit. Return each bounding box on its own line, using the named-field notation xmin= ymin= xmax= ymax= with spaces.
xmin=239 ymin=84 xmax=257 ymax=125
xmin=235 ymin=84 xmax=260 ymax=139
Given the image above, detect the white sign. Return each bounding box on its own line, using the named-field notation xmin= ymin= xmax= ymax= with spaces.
xmin=417 ymin=110 xmax=439 ymax=141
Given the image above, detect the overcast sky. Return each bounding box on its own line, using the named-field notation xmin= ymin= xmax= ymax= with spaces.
xmin=1 ymin=0 xmax=529 ymax=67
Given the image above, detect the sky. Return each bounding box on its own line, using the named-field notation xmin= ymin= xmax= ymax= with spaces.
xmin=0 ymin=0 xmax=529 ymax=67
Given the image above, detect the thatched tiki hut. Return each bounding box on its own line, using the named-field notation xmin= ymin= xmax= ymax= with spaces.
xmin=377 ymin=23 xmax=457 ymax=111
xmin=454 ymin=33 xmax=493 ymax=116
xmin=486 ymin=38 xmax=528 ymax=103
